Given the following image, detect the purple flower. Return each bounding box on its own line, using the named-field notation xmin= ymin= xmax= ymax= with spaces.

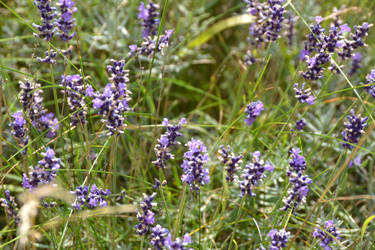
xmin=56 ymin=0 xmax=77 ymax=41
xmin=244 ymin=100 xmax=264 ymax=125
xmin=313 ymin=220 xmax=340 ymax=250
xmin=32 ymin=0 xmax=57 ymax=41
xmin=138 ymin=1 xmax=159 ymax=38
xmin=38 ymin=112 xmax=59 ymax=138
xmin=22 ymin=147 xmax=61 ymax=189
xmin=61 ymin=74 xmax=90 ymax=126
xmin=164 ymin=233 xmax=192 ymax=250
xmin=151 ymin=225 xmax=169 ymax=250
xmin=181 ymin=138 xmax=210 ymax=193
xmin=153 ymin=118 xmax=186 ymax=168
xmin=294 ymin=83 xmax=315 ymax=105
xmin=362 ymin=69 xmax=375 ymax=98
xmin=92 ymin=60 xmax=132 ymax=135
xmin=37 ymin=50 xmax=57 ymax=64
xmin=134 ymin=193 xmax=157 ymax=235
xmin=218 ymin=145 xmax=243 ymax=182
xmin=0 ymin=190 xmax=19 ymax=224
xmin=239 ymin=151 xmax=274 ymax=197
xmin=281 ymin=172 xmax=312 ymax=213
xmin=287 ymin=148 xmax=306 ymax=176
xmin=133 ymin=29 xmax=174 ymax=56
xmin=268 ymin=229 xmax=290 ymax=250
xmin=342 ymin=109 xmax=368 ymax=149
xmin=295 ymin=119 xmax=306 ymax=131
xmin=71 ymin=184 xmax=111 ymax=210
xmin=9 ymin=111 xmax=29 ymax=154
xmin=349 ymin=52 xmax=362 ymax=76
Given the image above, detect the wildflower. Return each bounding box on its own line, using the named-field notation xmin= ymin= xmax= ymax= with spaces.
xmin=134 ymin=193 xmax=157 ymax=235
xmin=153 ymin=118 xmax=186 ymax=168
xmin=351 ymin=22 xmax=373 ymax=49
xmin=268 ymin=229 xmax=290 ymax=250
xmin=244 ymin=100 xmax=264 ymax=125
xmin=93 ymin=60 xmax=131 ymax=135
xmin=287 ymin=148 xmax=306 ymax=176
xmin=181 ymin=139 xmax=210 ymax=193
xmin=38 ymin=112 xmax=59 ymax=138
xmin=151 ymin=225 xmax=169 ymax=250
xmin=294 ymin=83 xmax=315 ymax=105
xmin=37 ymin=50 xmax=57 ymax=64
xmin=152 ymin=179 xmax=167 ymax=189
xmin=313 ymin=220 xmax=340 ymax=250
xmin=218 ymin=145 xmax=243 ymax=182
xmin=348 ymin=53 xmax=362 ymax=76
xmin=239 ymin=151 xmax=274 ymax=197
xmin=281 ymin=172 xmax=312 ymax=213
xmin=295 ymin=119 xmax=306 ymax=130
xmin=133 ymin=29 xmax=174 ymax=56
xmin=164 ymin=233 xmax=192 ymax=250
xmin=22 ymin=147 xmax=61 ymax=189
xmin=71 ymin=184 xmax=111 ymax=210
xmin=362 ymin=69 xmax=375 ymax=98
xmin=342 ymin=109 xmax=368 ymax=149
xmin=9 ymin=111 xmax=28 ymax=154
xmin=60 ymin=74 xmax=89 ymax=126
xmin=244 ymin=0 xmax=286 ymax=46
xmin=33 ymin=0 xmax=57 ymax=40
xmin=0 ymin=190 xmax=19 ymax=224
xmin=138 ymin=1 xmax=159 ymax=38
xmin=56 ymin=0 xmax=77 ymax=41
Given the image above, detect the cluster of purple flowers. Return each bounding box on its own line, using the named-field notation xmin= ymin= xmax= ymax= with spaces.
xmin=295 ymin=119 xmax=306 ymax=130
xmin=244 ymin=100 xmax=264 ymax=125
xmin=153 ymin=118 xmax=186 ymax=168
xmin=22 ymin=147 xmax=61 ymax=189
xmin=268 ymin=229 xmax=290 ymax=250
xmin=181 ymin=138 xmax=210 ymax=193
xmin=164 ymin=233 xmax=192 ymax=250
xmin=37 ymin=50 xmax=57 ymax=64
xmin=282 ymin=148 xmax=312 ymax=213
xmin=33 ymin=0 xmax=57 ymax=41
xmin=362 ymin=69 xmax=375 ymax=98
xmin=56 ymin=0 xmax=77 ymax=41
xmin=244 ymin=0 xmax=286 ymax=46
xmin=239 ymin=151 xmax=274 ymax=197
xmin=150 ymin=225 xmax=192 ymax=250
xmin=71 ymin=184 xmax=111 ymax=210
xmin=138 ymin=1 xmax=159 ymax=38
xmin=301 ymin=16 xmax=372 ymax=80
xmin=60 ymin=74 xmax=90 ymax=126
xmin=218 ymin=145 xmax=243 ymax=182
xmin=0 ymin=190 xmax=19 ymax=224
xmin=313 ymin=220 xmax=340 ymax=250
xmin=129 ymin=29 xmax=174 ymax=57
xmin=19 ymin=80 xmax=59 ymax=138
xmin=92 ymin=59 xmax=132 ymax=135
xmin=341 ymin=109 xmax=368 ymax=149
xmin=293 ymin=83 xmax=315 ymax=105
xmin=9 ymin=111 xmax=28 ymax=154
xmin=134 ymin=193 xmax=157 ymax=235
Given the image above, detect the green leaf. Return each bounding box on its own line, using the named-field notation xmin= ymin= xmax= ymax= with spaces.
xmin=361 ymin=215 xmax=375 ymax=241
xmin=186 ymin=14 xmax=254 ymax=49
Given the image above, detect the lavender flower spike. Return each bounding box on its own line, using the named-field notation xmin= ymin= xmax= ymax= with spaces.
xmin=349 ymin=53 xmax=362 ymax=76
xmin=151 ymin=225 xmax=169 ymax=250
xmin=281 ymin=172 xmax=312 ymax=213
xmin=342 ymin=109 xmax=368 ymax=149
xmin=294 ymin=83 xmax=315 ymax=105
xmin=22 ymin=147 xmax=61 ymax=189
xmin=239 ymin=151 xmax=274 ymax=197
xmin=153 ymin=118 xmax=186 ymax=168
xmin=9 ymin=111 xmax=29 ymax=154
xmin=244 ymin=100 xmax=264 ymax=125
xmin=218 ymin=145 xmax=243 ymax=182
xmin=362 ymin=69 xmax=375 ymax=99
xmin=164 ymin=233 xmax=192 ymax=250
xmin=134 ymin=193 xmax=157 ymax=235
xmin=287 ymin=148 xmax=306 ymax=176
xmin=295 ymin=119 xmax=306 ymax=131
xmin=56 ymin=0 xmax=77 ymax=41
xmin=33 ymin=0 xmax=57 ymax=40
xmin=268 ymin=229 xmax=290 ymax=250
xmin=181 ymin=138 xmax=210 ymax=193
xmin=138 ymin=1 xmax=159 ymax=38
xmin=71 ymin=184 xmax=111 ymax=210
xmin=0 ymin=190 xmax=19 ymax=224
xmin=313 ymin=220 xmax=340 ymax=250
